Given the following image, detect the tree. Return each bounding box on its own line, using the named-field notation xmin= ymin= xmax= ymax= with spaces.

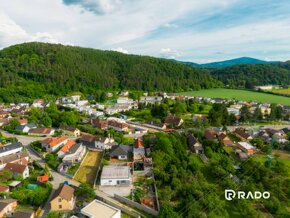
xmin=75 ymin=183 xmax=95 ymax=200
xmin=0 ymin=169 xmax=13 ymax=183
xmin=41 ymin=116 xmax=52 ymax=127
xmin=158 ymin=204 xmax=181 ymax=218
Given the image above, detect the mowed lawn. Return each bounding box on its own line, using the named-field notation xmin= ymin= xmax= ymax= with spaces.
xmin=180 ymin=88 xmax=290 ymax=105
xmin=74 ymin=150 xmax=103 ymax=185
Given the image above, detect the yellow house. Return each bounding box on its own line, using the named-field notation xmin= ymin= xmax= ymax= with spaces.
xmin=50 ymin=184 xmax=75 ymax=212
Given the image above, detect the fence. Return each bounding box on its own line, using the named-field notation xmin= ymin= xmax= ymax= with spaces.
xmin=114 ymin=194 xmax=159 ymax=216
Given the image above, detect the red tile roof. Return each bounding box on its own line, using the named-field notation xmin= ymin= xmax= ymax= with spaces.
xmin=4 ymin=162 xmax=27 ymax=173
xmin=60 ymin=140 xmax=76 ymax=153
xmin=42 ymin=136 xmax=67 ymax=148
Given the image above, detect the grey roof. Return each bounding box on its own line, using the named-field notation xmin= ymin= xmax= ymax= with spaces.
xmin=101 ymin=165 xmax=130 ymax=179
xmin=110 ymin=145 xmax=132 ymax=157
xmin=0 ymin=142 xmax=23 ymax=154
xmin=12 ymin=210 xmax=34 ymax=218
xmin=67 ymin=143 xmax=82 ymax=155
xmin=15 ymin=123 xmax=36 ymax=131
xmin=0 ymin=151 xmax=28 ymax=165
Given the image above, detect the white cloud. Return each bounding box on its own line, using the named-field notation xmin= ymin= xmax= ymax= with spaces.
xmin=112 ymin=47 xmax=128 ymax=54
xmin=160 ymin=48 xmax=181 ymax=59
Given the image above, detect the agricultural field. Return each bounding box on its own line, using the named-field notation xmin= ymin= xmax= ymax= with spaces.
xmin=180 ymin=88 xmax=290 ymax=105
xmin=272 ymin=87 xmax=290 ymax=95
xmin=74 ymin=150 xmax=103 ymax=185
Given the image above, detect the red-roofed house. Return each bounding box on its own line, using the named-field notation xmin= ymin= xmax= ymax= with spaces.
xmin=41 ymin=137 xmax=68 ymax=152
xmin=57 ymin=140 xmax=76 ymax=158
xmin=4 ymin=163 xmax=29 ymax=179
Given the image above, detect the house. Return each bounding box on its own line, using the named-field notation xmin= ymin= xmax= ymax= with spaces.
xmin=41 ymin=136 xmax=68 ymax=152
xmin=91 ymin=119 xmax=108 ymax=130
xmin=0 ymin=151 xmax=29 ymax=170
xmin=0 ymin=185 xmax=9 ymax=193
xmin=18 ymin=118 xmax=28 ymax=125
xmin=50 ymin=184 xmax=75 ymax=212
xmin=0 ymin=142 xmax=23 ymax=158
xmin=237 ymin=142 xmax=255 ymax=155
xmin=4 ymin=162 xmax=29 ymax=179
xmin=8 ymin=181 xmax=21 ymax=190
xmin=218 ymin=133 xmax=234 ymax=146
xmin=187 ymin=134 xmax=203 ymax=154
xmin=59 ymin=125 xmax=81 ymax=137
xmin=0 ymin=111 xmax=11 ymax=118
xmin=233 ymin=128 xmax=252 ymax=141
xmin=100 ymin=165 xmax=131 ymax=186
xmin=16 ymin=123 xmax=37 ymax=133
xmin=28 ymin=128 xmax=55 ymax=136
xmin=107 ymin=117 xmax=129 ymax=132
xmin=57 ymin=140 xmax=76 ymax=158
xmin=81 ymin=199 xmax=121 ymax=218
xmin=204 ymin=130 xmax=218 ymax=141
xmin=133 ymin=138 xmax=146 ymax=161
xmin=144 ymin=121 xmax=166 ymax=131
xmin=12 ymin=210 xmax=35 ymax=218
xmin=0 ymin=199 xmax=17 ymax=217
xmin=164 ymin=115 xmax=184 ymax=127
xmin=62 ymin=143 xmax=86 ymax=163
xmin=110 ymin=145 xmax=132 ymax=160
xmin=139 ymin=96 xmax=163 ymax=105
xmin=116 ymin=97 xmax=133 ymax=104
xmin=79 ymin=134 xmax=97 ymax=147
xmin=95 ymin=137 xmax=117 ymax=150
xmin=37 ymin=175 xmax=49 ymax=183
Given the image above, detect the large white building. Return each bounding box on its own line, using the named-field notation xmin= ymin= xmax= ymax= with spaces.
xmin=101 ymin=165 xmax=131 ymax=186
xmin=81 ymin=200 xmax=121 ymax=218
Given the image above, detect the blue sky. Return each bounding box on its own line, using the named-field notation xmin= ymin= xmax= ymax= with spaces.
xmin=0 ymin=0 xmax=290 ymax=63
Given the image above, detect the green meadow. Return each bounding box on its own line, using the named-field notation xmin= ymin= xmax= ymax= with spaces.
xmin=180 ymin=88 xmax=290 ymax=105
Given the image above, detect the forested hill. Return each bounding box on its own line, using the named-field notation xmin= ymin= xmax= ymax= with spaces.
xmin=0 ymin=42 xmax=219 ymax=102
xmin=210 ymin=64 xmax=290 ymax=88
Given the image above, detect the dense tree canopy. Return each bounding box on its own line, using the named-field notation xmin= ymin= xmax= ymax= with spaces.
xmin=0 ymin=42 xmax=220 ymax=102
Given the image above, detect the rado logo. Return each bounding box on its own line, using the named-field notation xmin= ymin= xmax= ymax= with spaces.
xmin=225 ymin=189 xmax=270 ymax=201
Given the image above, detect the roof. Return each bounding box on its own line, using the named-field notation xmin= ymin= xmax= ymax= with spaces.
xmin=0 ymin=185 xmax=9 ymax=192
xmin=51 ymin=184 xmax=75 ymax=202
xmin=101 ymin=165 xmax=130 ymax=180
xmin=37 ymin=175 xmax=49 ymax=182
xmin=204 ymin=130 xmax=217 ymax=140
xmin=42 ymin=136 xmax=67 ymax=148
xmin=59 ymin=125 xmax=79 ymax=132
xmin=187 ymin=134 xmax=198 ymax=146
xmin=0 ymin=151 xmax=28 ymax=165
xmin=9 ymin=181 xmax=21 ymax=187
xmin=66 ymin=143 xmax=82 ymax=155
xmin=0 ymin=142 xmax=23 ymax=154
xmin=60 ymin=140 xmax=76 ymax=153
xmin=4 ymin=162 xmax=27 ymax=173
xmin=29 ymin=128 xmax=53 ymax=134
xmin=80 ymin=134 xmax=96 ymax=142
xmin=12 ymin=210 xmax=34 ymax=218
xmin=110 ymin=145 xmax=132 ymax=157
xmin=0 ymin=199 xmax=17 ymax=211
xmin=134 ymin=138 xmax=144 ymax=148
xmin=234 ymin=128 xmax=250 ymax=139
xmin=238 ymin=142 xmax=255 ymax=150
xmin=164 ymin=115 xmax=183 ymax=126
xmin=81 ymin=199 xmax=120 ymax=218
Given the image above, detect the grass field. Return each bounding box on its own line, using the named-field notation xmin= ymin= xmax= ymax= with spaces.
xmin=180 ymin=88 xmax=290 ymax=105
xmin=254 ymin=150 xmax=290 ymax=175
xmin=74 ymin=150 xmax=103 ymax=185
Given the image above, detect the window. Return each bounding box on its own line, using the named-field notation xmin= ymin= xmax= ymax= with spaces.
xmin=59 ymin=205 xmax=62 ymax=209
xmin=58 ymin=198 xmax=62 ymax=202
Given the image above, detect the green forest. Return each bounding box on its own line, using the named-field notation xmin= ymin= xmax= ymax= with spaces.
xmin=0 ymin=42 xmax=290 ymax=102
xmin=145 ymin=132 xmax=290 ymax=218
